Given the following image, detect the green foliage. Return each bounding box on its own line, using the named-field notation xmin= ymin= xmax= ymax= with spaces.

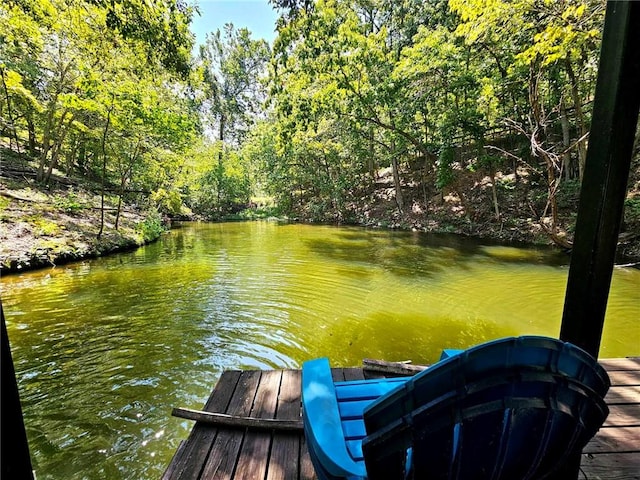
xmin=151 ymin=188 xmax=182 ymax=216
xmin=1 ymin=0 xmax=624 ymax=239
xmin=235 ymin=203 xmax=282 ymax=220
xmin=1 ymin=0 xmax=199 ymax=217
xmin=437 ymin=147 xmax=456 ymax=190
xmin=54 ymin=189 xmax=84 ymax=214
xmin=136 ymin=210 xmax=165 ymax=243
xmin=254 ymin=0 xmax=613 ymax=230
xmin=199 ymin=24 xmax=270 ymax=145
xmin=625 ymin=197 xmax=640 ymax=223
xmin=182 ymin=144 xmax=252 ymax=218
xmin=101 ymin=0 xmax=195 ymax=77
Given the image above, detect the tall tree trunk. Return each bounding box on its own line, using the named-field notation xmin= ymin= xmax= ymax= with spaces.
xmin=559 ymin=98 xmax=572 ymax=180
xmin=529 ymin=64 xmax=561 ymax=241
xmin=489 ymin=161 xmax=500 ymax=220
xmin=390 ymin=137 xmax=404 ymax=213
xmin=44 ymin=112 xmax=74 ymax=184
xmin=77 ymin=140 xmax=86 ymax=173
xmin=26 ymin=112 xmax=36 ymax=156
xmin=565 ymin=58 xmax=588 ymax=181
xmin=0 ymin=66 xmax=21 ymax=153
xmin=216 ymin=113 xmax=226 ymax=213
xmin=65 ymin=137 xmax=78 ymax=175
xmin=115 ymin=194 xmax=123 ymax=231
xmin=98 ymin=101 xmax=113 ymax=239
xmin=115 ymin=140 xmax=141 ymax=230
xmin=422 ymin=110 xmax=430 ymax=208
xmin=368 ymin=127 xmax=376 ymax=184
xmin=37 ymin=99 xmax=58 ymax=182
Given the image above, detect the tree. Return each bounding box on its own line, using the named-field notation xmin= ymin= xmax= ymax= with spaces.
xmin=197 ymin=24 xmax=270 ymax=215
xmin=1 ymin=0 xmax=200 ymax=232
xmin=450 ymin=0 xmax=605 ymax=243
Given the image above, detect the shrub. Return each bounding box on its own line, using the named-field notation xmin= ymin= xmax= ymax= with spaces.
xmin=54 ymin=189 xmax=84 ymax=214
xmin=625 ymin=197 xmax=640 ymax=223
xmin=136 ymin=210 xmax=165 ymax=243
xmin=151 ymin=188 xmax=182 ymax=216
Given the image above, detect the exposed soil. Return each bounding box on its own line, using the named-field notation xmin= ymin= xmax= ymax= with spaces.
xmin=350 ymin=157 xmax=640 ymax=263
xmin=0 ymin=152 xmax=162 ymax=275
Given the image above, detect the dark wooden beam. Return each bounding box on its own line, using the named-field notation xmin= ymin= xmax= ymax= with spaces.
xmin=1 ymin=304 xmax=35 ymax=480
xmin=560 ymin=0 xmax=640 ymax=358
xmin=171 ymin=407 xmax=304 ymax=431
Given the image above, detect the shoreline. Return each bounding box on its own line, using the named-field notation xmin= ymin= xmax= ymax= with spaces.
xmin=0 ymin=185 xmax=166 ymax=276
xmin=3 ymin=214 xmax=638 ymax=277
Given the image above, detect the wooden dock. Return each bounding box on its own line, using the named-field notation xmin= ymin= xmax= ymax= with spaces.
xmin=163 ymin=358 xmax=640 ymax=480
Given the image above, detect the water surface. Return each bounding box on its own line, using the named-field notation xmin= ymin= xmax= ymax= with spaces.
xmin=2 ymin=221 xmax=639 ymax=479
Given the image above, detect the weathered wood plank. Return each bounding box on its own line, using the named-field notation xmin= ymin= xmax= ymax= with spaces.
xmin=171 ymin=407 xmax=303 ymax=431
xmin=605 ymin=404 xmax=640 ymax=427
xmin=331 ymin=367 xmax=346 ymax=382
xmin=580 ymin=452 xmax=640 ymax=480
xmin=162 ymin=370 xmax=241 ymax=480
xmin=599 ymin=358 xmax=640 ymax=371
xmin=161 ymin=441 xmax=186 ymax=479
xmin=300 ymin=436 xmax=317 ymax=480
xmin=267 ymin=369 xmax=303 ymax=480
xmin=608 ymin=370 xmax=640 ymax=386
xmin=585 ymin=427 xmax=640 ymax=454
xmin=233 ymin=370 xmax=283 ymax=479
xmin=606 ymin=385 xmax=640 ymax=405
xmin=199 ymin=370 xmax=262 ymax=479
xmin=363 ymin=358 xmax=425 ymax=376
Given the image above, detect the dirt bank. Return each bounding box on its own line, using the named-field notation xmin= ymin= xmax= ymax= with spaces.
xmin=0 ymin=184 xmax=165 ymax=275
xmin=346 ymin=164 xmax=640 ymax=263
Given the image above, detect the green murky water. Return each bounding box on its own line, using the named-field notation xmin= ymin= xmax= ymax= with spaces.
xmin=2 ymin=221 xmax=639 ymax=479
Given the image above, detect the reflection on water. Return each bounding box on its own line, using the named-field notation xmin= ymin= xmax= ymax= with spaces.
xmin=2 ymin=221 xmax=639 ymax=479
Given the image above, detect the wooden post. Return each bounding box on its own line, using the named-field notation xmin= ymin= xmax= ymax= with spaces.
xmin=560 ymin=1 xmax=640 ymax=358
xmin=1 ymin=304 xmax=35 ymax=479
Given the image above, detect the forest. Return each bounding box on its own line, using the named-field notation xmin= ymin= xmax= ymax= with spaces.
xmin=1 ymin=0 xmax=639 ymax=260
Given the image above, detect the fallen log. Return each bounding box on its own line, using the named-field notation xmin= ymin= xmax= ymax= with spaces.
xmin=362 ymin=358 xmax=427 ymax=376
xmin=172 ymin=407 xmax=303 ymax=432
xmin=0 ymin=190 xmax=39 ymax=203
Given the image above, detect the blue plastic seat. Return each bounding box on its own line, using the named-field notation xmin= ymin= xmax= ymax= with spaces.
xmin=301 ymin=336 xmax=610 ymax=480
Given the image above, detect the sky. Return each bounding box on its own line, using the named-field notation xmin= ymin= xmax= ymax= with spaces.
xmin=190 ymin=0 xmax=281 ymax=47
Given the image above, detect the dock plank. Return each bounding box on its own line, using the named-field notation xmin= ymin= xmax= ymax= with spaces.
xmin=605 ymin=404 xmax=640 ymax=427
xmin=580 ymin=453 xmax=640 ymax=480
xmin=162 ymin=370 xmax=240 ymax=480
xmin=233 ymin=370 xmax=283 ymax=479
xmin=343 ymin=367 xmax=366 ymax=381
xmin=585 ymin=427 xmax=640 ymax=454
xmin=299 ymin=436 xmax=316 ymax=480
xmin=199 ymin=370 xmax=262 ymax=479
xmin=599 ymin=358 xmax=640 ymax=371
xmin=608 ymin=370 xmax=640 ymax=386
xmin=607 ymin=385 xmax=640 ymax=405
xmin=162 ymin=441 xmax=186 ymax=479
xmin=266 ymin=369 xmax=303 ymax=480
